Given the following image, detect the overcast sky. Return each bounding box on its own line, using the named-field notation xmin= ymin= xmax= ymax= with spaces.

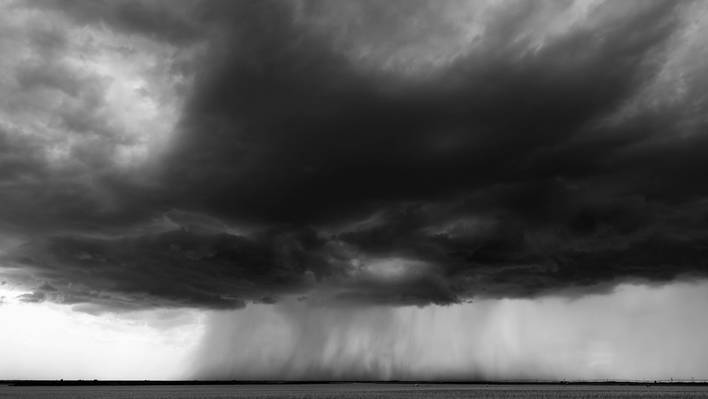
xmin=1 ymin=0 xmax=708 ymax=381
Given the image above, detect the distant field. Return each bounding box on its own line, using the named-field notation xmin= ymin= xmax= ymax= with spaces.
xmin=2 ymin=384 xmax=708 ymax=398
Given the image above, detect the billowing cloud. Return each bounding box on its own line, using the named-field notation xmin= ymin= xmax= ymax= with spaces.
xmin=1 ymin=0 xmax=708 ymax=311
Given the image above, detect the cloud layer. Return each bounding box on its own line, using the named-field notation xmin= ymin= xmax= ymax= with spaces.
xmin=2 ymin=0 xmax=708 ymax=311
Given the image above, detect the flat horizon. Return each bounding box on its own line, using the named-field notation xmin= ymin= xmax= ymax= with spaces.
xmin=5 ymin=379 xmax=708 ymax=385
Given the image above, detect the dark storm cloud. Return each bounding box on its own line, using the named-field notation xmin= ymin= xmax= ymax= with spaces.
xmin=170 ymin=0 xmax=681 ymax=224
xmin=3 ymin=227 xmax=326 ymax=309
xmin=2 ymin=0 xmax=708 ymax=310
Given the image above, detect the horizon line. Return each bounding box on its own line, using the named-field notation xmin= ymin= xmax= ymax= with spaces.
xmin=4 ymin=379 xmax=708 ymax=387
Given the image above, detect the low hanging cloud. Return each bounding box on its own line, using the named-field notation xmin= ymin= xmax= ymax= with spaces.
xmin=1 ymin=0 xmax=708 ymax=311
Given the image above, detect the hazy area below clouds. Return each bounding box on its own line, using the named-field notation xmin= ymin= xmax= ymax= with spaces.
xmin=193 ymin=280 xmax=708 ymax=381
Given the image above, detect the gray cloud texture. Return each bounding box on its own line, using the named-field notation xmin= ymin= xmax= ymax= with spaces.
xmin=1 ymin=0 xmax=708 ymax=311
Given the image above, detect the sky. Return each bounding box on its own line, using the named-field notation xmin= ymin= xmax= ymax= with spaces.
xmin=1 ymin=0 xmax=708 ymax=381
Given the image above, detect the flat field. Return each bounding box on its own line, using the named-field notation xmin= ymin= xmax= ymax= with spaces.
xmin=1 ymin=384 xmax=708 ymax=399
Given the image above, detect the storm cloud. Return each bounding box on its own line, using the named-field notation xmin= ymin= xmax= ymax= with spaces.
xmin=2 ymin=0 xmax=708 ymax=311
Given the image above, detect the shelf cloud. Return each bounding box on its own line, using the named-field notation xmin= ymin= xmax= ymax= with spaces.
xmin=2 ymin=0 xmax=708 ymax=313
